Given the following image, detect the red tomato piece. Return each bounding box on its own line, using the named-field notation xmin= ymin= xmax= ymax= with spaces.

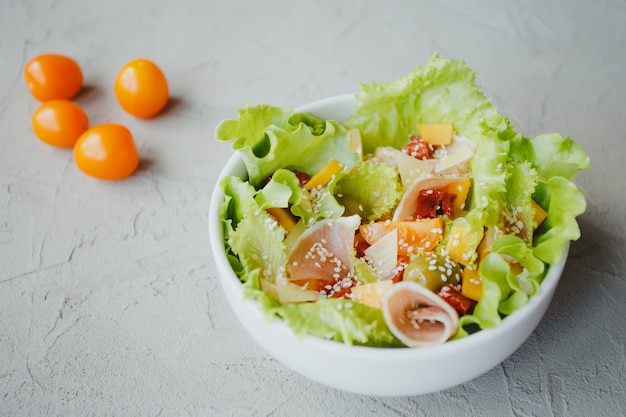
xmin=437 ymin=284 xmax=476 ymax=315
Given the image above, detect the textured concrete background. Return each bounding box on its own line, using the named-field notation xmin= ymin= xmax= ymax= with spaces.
xmin=1 ymin=0 xmax=625 ymax=416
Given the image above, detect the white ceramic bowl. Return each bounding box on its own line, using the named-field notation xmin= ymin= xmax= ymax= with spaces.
xmin=208 ymin=94 xmax=568 ymax=397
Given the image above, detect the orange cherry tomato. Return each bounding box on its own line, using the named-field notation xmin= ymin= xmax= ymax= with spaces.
xmin=31 ymin=100 xmax=89 ymax=148
xmin=73 ymin=124 xmax=140 ymax=180
xmin=114 ymin=59 xmax=169 ymax=119
xmin=24 ymin=54 xmax=83 ymax=101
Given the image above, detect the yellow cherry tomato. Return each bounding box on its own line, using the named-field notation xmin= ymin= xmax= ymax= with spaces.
xmin=73 ymin=124 xmax=140 ymax=180
xmin=114 ymin=59 xmax=169 ymax=119
xmin=31 ymin=100 xmax=89 ymax=148
xmin=24 ymin=54 xmax=83 ymax=101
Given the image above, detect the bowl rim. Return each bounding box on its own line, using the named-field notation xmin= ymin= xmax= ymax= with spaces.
xmin=208 ymin=93 xmax=569 ymax=358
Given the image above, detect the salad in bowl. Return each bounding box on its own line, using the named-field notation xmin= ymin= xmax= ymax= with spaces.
xmin=212 ymin=54 xmax=589 ymax=350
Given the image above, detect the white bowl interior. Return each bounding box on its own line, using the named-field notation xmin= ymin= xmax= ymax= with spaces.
xmin=208 ymin=94 xmax=568 ymax=396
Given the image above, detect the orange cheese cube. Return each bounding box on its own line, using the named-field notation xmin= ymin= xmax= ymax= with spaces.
xmin=350 ymin=280 xmax=394 ymax=309
xmin=461 ymin=268 xmax=482 ymax=301
xmin=417 ymin=124 xmax=453 ymax=146
xmin=446 ymin=224 xmax=479 ymax=265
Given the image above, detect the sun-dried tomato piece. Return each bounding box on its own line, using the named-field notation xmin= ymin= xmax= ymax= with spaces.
xmin=402 ymin=135 xmax=434 ymax=160
xmin=415 ymin=189 xmax=456 ymax=219
xmin=437 ymin=284 xmax=476 ymax=315
xmin=391 ymin=255 xmax=409 ymax=283
xmin=292 ymin=171 xmax=310 ymax=188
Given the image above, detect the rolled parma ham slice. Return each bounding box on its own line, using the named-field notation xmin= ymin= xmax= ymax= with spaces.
xmin=382 ymin=281 xmax=459 ymax=347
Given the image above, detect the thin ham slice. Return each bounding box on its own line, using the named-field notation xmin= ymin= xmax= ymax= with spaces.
xmin=286 ymin=215 xmax=361 ymax=284
xmin=382 ymin=281 xmax=459 ymax=347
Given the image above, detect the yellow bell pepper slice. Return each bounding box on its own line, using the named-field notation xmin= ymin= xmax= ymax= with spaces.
xmin=305 ymin=159 xmax=343 ymax=190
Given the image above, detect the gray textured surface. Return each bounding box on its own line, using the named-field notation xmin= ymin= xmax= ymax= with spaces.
xmin=1 ymin=0 xmax=625 ymax=416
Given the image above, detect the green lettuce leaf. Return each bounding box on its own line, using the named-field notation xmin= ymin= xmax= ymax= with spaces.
xmin=216 ymin=104 xmax=360 ymax=187
xmin=220 ymin=175 xmax=258 ymax=231
xmin=335 ymin=161 xmax=402 ymax=222
xmin=345 ymin=53 xmax=512 ymax=155
xmin=529 ymin=133 xmax=591 ymax=182
xmin=246 ymin=289 xmax=401 ymax=347
xmin=504 ymin=159 xmax=540 ymax=243
xmin=459 ymin=250 xmax=516 ymax=332
xmin=254 ymin=169 xmax=302 ymax=210
xmin=525 ymin=133 xmax=590 ymax=264
xmin=290 ymin=171 xmax=346 ymax=225
xmin=533 ymin=176 xmax=587 ymax=264
xmin=228 ymin=206 xmax=287 ymax=285
xmin=459 ymin=253 xmax=510 ymax=331
xmin=467 ymin=127 xmax=510 ymax=226
xmin=353 ymin=256 xmax=379 ymax=285
xmin=458 ymin=234 xmax=545 ymax=334
xmin=492 ymin=235 xmax=545 ymax=277
xmin=214 ymin=104 xmax=293 ymax=159
xmin=221 ymin=175 xmax=288 ymax=285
